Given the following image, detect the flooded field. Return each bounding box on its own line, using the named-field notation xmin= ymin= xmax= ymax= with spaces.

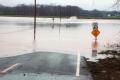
xmin=0 ymin=16 xmax=120 ymax=79
xmin=0 ymin=17 xmax=120 ymax=59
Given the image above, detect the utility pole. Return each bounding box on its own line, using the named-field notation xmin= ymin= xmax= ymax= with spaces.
xmin=34 ymin=0 xmax=37 ymax=40
xmin=60 ymin=6 xmax=61 ymax=22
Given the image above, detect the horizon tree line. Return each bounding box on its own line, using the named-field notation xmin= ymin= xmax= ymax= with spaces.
xmin=0 ymin=4 xmax=120 ymax=18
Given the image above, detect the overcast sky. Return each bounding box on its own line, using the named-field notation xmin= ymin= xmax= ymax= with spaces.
xmin=0 ymin=0 xmax=115 ymax=10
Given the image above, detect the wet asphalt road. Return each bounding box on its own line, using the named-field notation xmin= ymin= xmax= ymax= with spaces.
xmin=0 ymin=52 xmax=77 ymax=75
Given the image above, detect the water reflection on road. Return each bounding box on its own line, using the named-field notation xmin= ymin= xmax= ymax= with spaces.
xmin=91 ymin=39 xmax=99 ymax=60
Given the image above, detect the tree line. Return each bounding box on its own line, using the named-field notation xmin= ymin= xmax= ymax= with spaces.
xmin=0 ymin=4 xmax=120 ymax=18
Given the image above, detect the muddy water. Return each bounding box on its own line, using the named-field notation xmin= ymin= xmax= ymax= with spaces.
xmin=0 ymin=17 xmax=120 ymax=59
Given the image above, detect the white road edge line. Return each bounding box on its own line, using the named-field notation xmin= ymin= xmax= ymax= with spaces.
xmin=1 ymin=63 xmax=21 ymax=73
xmin=76 ymin=50 xmax=81 ymax=77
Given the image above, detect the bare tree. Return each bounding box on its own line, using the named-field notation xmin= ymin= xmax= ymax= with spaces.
xmin=113 ymin=0 xmax=120 ymax=7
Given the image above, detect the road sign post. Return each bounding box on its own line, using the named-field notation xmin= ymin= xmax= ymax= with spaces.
xmin=91 ymin=22 xmax=100 ymax=40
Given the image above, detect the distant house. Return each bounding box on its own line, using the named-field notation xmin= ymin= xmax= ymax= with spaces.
xmin=70 ymin=16 xmax=77 ymax=19
xmin=107 ymin=14 xmax=112 ymax=17
xmin=107 ymin=11 xmax=120 ymax=17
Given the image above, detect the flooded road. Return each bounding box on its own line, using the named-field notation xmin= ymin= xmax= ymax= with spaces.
xmin=0 ymin=16 xmax=120 ymax=59
xmin=0 ymin=16 xmax=120 ymax=79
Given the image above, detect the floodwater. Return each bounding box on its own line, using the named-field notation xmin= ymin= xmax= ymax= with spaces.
xmin=0 ymin=16 xmax=120 ymax=59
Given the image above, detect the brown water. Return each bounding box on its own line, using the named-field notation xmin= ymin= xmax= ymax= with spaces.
xmin=0 ymin=16 xmax=120 ymax=59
